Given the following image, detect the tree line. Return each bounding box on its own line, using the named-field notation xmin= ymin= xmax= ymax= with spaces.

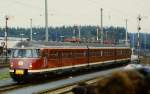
xmin=0 ymin=25 xmax=149 ymax=49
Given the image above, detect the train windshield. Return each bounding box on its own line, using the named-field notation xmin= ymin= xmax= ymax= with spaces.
xmin=12 ymin=49 xmax=40 ymax=58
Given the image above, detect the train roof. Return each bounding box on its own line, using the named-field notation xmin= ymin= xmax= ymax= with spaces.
xmin=12 ymin=41 xmax=131 ymax=49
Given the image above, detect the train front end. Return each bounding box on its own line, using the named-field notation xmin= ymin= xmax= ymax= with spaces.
xmin=9 ymin=48 xmax=42 ymax=82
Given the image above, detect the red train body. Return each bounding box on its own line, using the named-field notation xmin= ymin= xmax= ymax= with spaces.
xmin=9 ymin=46 xmax=131 ymax=82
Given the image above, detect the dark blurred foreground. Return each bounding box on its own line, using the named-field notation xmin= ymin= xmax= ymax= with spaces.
xmin=72 ymin=67 xmax=150 ymax=94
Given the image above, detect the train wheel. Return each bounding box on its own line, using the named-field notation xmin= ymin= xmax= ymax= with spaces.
xmin=12 ymin=78 xmax=22 ymax=83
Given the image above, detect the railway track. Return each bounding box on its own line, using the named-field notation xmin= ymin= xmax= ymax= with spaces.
xmin=0 ymin=82 xmax=34 ymax=93
xmin=32 ymin=68 xmax=123 ymax=94
xmin=3 ymin=67 xmax=124 ymax=94
xmin=33 ymin=76 xmax=108 ymax=94
xmin=0 ymin=73 xmax=90 ymax=93
xmin=0 ymin=83 xmax=21 ymax=92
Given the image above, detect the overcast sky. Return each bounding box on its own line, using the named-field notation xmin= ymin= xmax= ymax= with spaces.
xmin=0 ymin=0 xmax=150 ymax=33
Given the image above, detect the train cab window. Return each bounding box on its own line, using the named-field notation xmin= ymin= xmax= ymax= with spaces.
xmin=26 ymin=50 xmax=32 ymax=57
xmin=12 ymin=49 xmax=40 ymax=58
xmin=13 ymin=49 xmax=31 ymax=58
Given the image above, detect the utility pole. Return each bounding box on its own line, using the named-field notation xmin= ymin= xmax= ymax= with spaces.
xmin=78 ymin=26 xmax=81 ymax=40
xmin=125 ymin=19 xmax=128 ymax=46
xmin=132 ymin=33 xmax=135 ymax=49
xmin=5 ymin=16 xmax=8 ymax=63
xmin=100 ymin=8 xmax=103 ymax=44
xmin=144 ymin=33 xmax=147 ymax=55
xmin=45 ymin=0 xmax=49 ymax=42
xmin=137 ymin=15 xmax=142 ymax=63
xmin=131 ymin=33 xmax=135 ymax=55
xmin=96 ymin=26 xmax=99 ymax=41
xmin=30 ymin=18 xmax=33 ymax=41
xmin=73 ymin=27 xmax=76 ymax=39
xmin=105 ymin=31 xmax=108 ymax=42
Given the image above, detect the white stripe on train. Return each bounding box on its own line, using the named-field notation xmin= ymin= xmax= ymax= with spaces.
xmin=9 ymin=58 xmax=130 ymax=73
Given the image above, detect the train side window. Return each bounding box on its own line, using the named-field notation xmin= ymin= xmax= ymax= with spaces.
xmin=32 ymin=49 xmax=40 ymax=58
xmin=98 ymin=51 xmax=101 ymax=56
xmin=49 ymin=51 xmax=58 ymax=59
xmin=62 ymin=51 xmax=72 ymax=58
xmin=124 ymin=50 xmax=126 ymax=56
xmin=73 ymin=51 xmax=84 ymax=58
xmin=83 ymin=51 xmax=86 ymax=56
xmin=95 ymin=50 xmax=100 ymax=56
xmin=101 ymin=51 xmax=103 ymax=56
xmin=89 ymin=51 xmax=94 ymax=57
xmin=41 ymin=50 xmax=45 ymax=57
xmin=37 ymin=49 xmax=40 ymax=57
xmin=120 ymin=50 xmax=122 ymax=55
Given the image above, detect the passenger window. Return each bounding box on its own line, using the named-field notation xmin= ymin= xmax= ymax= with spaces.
xmin=32 ymin=49 xmax=40 ymax=58
xmin=49 ymin=51 xmax=58 ymax=59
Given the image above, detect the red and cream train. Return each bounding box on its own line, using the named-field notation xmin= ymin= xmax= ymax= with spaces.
xmin=9 ymin=44 xmax=131 ymax=82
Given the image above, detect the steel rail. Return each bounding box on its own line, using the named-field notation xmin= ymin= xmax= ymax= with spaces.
xmin=0 ymin=83 xmax=20 ymax=92
xmin=33 ymin=75 xmax=109 ymax=94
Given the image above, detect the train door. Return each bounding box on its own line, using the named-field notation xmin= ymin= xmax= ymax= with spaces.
xmin=44 ymin=49 xmax=48 ymax=68
xmin=47 ymin=49 xmax=61 ymax=68
xmin=55 ymin=50 xmax=63 ymax=74
xmin=58 ymin=50 xmax=62 ymax=67
xmin=40 ymin=49 xmax=49 ymax=68
xmin=87 ymin=46 xmax=90 ymax=68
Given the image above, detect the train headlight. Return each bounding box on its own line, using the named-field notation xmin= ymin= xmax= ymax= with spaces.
xmin=10 ymin=63 xmax=13 ymax=67
xmin=18 ymin=61 xmax=24 ymax=66
xmin=29 ymin=63 xmax=32 ymax=68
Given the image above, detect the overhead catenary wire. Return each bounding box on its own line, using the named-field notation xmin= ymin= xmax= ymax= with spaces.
xmin=9 ymin=0 xmax=54 ymax=16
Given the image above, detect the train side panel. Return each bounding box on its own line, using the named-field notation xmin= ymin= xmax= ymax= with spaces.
xmin=9 ymin=47 xmax=131 ymax=82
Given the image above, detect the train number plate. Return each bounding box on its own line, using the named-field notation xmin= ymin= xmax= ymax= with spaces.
xmin=15 ymin=70 xmax=24 ymax=75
